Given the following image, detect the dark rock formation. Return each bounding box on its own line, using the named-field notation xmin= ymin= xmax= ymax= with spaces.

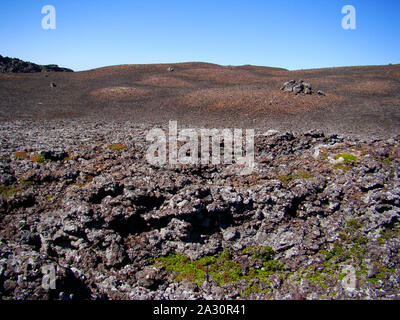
xmin=0 ymin=120 xmax=399 ymax=300
xmin=281 ymin=80 xmax=314 ymax=95
xmin=0 ymin=55 xmax=73 ymax=73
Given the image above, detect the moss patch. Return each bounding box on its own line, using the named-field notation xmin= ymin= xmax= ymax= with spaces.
xmin=155 ymin=247 xmax=284 ymax=290
xmin=19 ymin=178 xmax=35 ymax=186
xmin=0 ymin=184 xmax=22 ymax=197
xmin=277 ymin=171 xmax=314 ymax=184
xmin=335 ymin=153 xmax=358 ymax=165
xmin=243 ymin=246 xmax=275 ymax=261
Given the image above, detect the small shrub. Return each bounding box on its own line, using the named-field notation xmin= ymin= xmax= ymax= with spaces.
xmin=63 ymin=153 xmax=72 ymax=162
xmin=107 ymin=143 xmax=127 ymax=151
xmin=243 ymin=246 xmax=275 ymax=262
xmin=296 ymin=171 xmax=315 ymax=179
xmin=19 ymin=178 xmax=35 ymax=186
xmin=13 ymin=152 xmax=29 ymax=160
xmin=0 ymin=184 xmax=21 ymax=197
xmin=263 ymin=260 xmax=284 ymax=272
xmin=155 ymin=254 xmax=206 ymax=286
xmin=346 ymin=218 xmax=363 ymax=231
xmin=333 ymin=164 xmax=351 ymax=171
xmin=30 ymin=154 xmax=45 ymax=163
xmin=277 ymin=174 xmax=295 ymax=184
xmin=277 ymin=171 xmax=314 ymax=184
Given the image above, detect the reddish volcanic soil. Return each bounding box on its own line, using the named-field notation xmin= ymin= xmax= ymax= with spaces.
xmin=1 ymin=62 xmax=399 ymax=138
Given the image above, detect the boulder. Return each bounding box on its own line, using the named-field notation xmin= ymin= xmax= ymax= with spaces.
xmin=281 ymin=80 xmax=320 ymax=95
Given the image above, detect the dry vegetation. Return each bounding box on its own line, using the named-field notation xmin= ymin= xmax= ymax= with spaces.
xmin=90 ymin=87 xmax=149 ymax=100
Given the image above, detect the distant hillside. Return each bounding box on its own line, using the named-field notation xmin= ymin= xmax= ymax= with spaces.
xmin=0 ymin=61 xmax=399 ymax=138
xmin=0 ymin=55 xmax=73 ymax=73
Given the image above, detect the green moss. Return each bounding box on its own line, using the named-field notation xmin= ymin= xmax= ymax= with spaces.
xmin=353 ymin=235 xmax=369 ymax=245
xmin=346 ymin=218 xmax=363 ymax=231
xmin=366 ymin=264 xmax=396 ymax=284
xmin=306 ymin=272 xmax=328 ymax=289
xmin=155 ymin=250 xmax=244 ymax=286
xmin=0 ymin=184 xmax=21 ymax=197
xmin=155 ymin=247 xmax=284 ymax=288
xmin=334 ymin=153 xmax=358 ymax=165
xmin=277 ymin=171 xmax=314 ymax=184
xmin=19 ymin=178 xmax=35 ymax=186
xmin=242 ymin=281 xmax=261 ymax=298
xmin=156 ymin=254 xmax=206 ymax=286
xmin=243 ymin=246 xmax=275 ymax=262
xmin=297 ymin=218 xmax=396 ymax=292
xmin=378 ymin=228 xmax=399 ymax=243
xmin=338 ymin=271 xmax=347 ymax=281
xmin=377 ymin=237 xmax=386 ymax=245
xmin=296 ymin=171 xmax=315 ymax=179
xmin=277 ymin=174 xmax=295 ymax=184
xmin=263 ymin=260 xmax=284 ymax=273
xmin=208 ymin=260 xmax=243 ymax=285
xmin=377 ymin=227 xmax=400 ymax=245
xmin=329 ymin=243 xmax=347 ymax=260
xmin=382 ymin=158 xmax=391 ymax=166
xmin=241 ymin=281 xmax=270 ymax=298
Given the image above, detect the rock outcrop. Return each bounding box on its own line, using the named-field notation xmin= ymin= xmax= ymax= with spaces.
xmin=0 ymin=55 xmax=73 ymax=73
xmin=281 ymin=80 xmax=315 ymax=95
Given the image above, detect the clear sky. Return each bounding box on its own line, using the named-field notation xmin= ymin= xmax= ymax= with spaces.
xmin=1 ymin=0 xmax=399 ymax=71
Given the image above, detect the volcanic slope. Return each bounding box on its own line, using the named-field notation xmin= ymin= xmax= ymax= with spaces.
xmin=1 ymin=62 xmax=399 ymax=138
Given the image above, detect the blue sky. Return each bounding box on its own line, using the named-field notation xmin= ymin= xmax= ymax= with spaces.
xmin=1 ymin=0 xmax=399 ymax=71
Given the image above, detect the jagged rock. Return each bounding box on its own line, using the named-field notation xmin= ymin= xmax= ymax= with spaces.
xmin=281 ymin=80 xmax=296 ymax=92
xmin=281 ymin=80 xmax=321 ymax=95
xmin=136 ymin=266 xmax=165 ymax=289
xmin=293 ymin=83 xmax=304 ymax=94
xmin=0 ymin=121 xmax=399 ymax=300
xmin=0 ymin=55 xmax=73 ymax=73
xmin=40 ymin=150 xmax=68 ymax=161
xmin=105 ymin=241 xmax=126 ymax=268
